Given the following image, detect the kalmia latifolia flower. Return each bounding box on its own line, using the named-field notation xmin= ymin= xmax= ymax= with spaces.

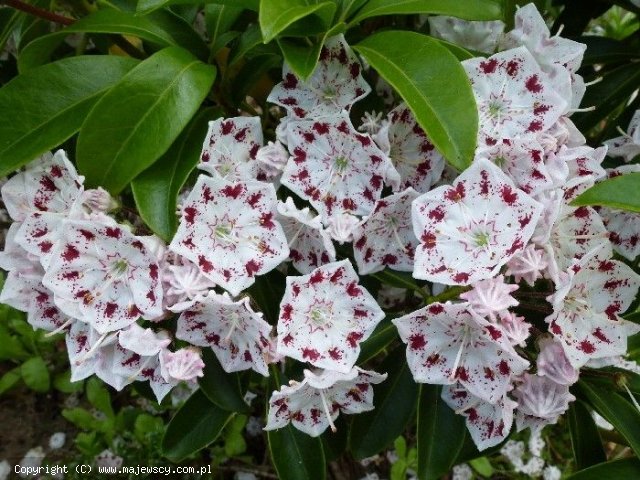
xmin=264 ymin=367 xmax=387 ymax=436
xmin=268 ymin=34 xmax=370 ymax=119
xmin=169 ymin=175 xmax=289 ymax=296
xmin=42 ymin=220 xmax=163 ymax=334
xmin=177 ymin=292 xmax=273 ymax=376
xmin=536 ymin=337 xmax=579 ymax=386
xmin=276 ymin=198 xmax=336 ymax=274
xmin=393 ymin=302 xmax=529 ymax=403
xmin=460 ymin=275 xmax=519 ymax=322
xmin=412 ymin=159 xmax=542 ymax=285
xmin=513 ymin=373 xmax=575 ymax=433
xmin=604 ymin=110 xmax=640 ymax=162
xmin=281 ymin=116 xmax=397 ymax=220
xmin=442 ymin=384 xmax=517 ymax=450
xmin=353 ymin=188 xmax=419 ymax=275
xmin=277 ymin=260 xmax=385 ymax=372
xmin=159 ymin=348 xmax=205 ymax=382
xmin=198 ymin=116 xmax=263 ymax=181
xmin=428 ymin=16 xmax=505 ymax=54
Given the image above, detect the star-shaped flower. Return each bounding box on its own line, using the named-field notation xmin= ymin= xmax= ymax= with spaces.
xmin=198 ymin=117 xmax=264 ymax=181
xmin=264 ymin=367 xmax=387 ymax=437
xmin=281 ymin=116 xmax=397 ymax=220
xmin=513 ymin=373 xmax=575 ymax=433
xmin=412 ymin=159 xmax=542 ymax=285
xmin=42 ymin=219 xmax=164 ymax=334
xmin=353 ymin=188 xmax=419 ymax=275
xmin=267 ymin=35 xmax=371 ymax=119
xmin=277 ymin=260 xmax=384 ymax=372
xmin=604 ymin=110 xmax=640 ymax=162
xmin=462 ymin=47 xmax=567 ymax=142
xmin=169 ymin=175 xmax=289 ymax=296
xmin=176 ymin=292 xmax=273 ymax=376
xmin=393 ymin=302 xmax=529 ymax=403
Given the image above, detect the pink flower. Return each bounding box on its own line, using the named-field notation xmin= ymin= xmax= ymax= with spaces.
xmin=176 ymin=292 xmax=273 ymax=376
xmin=497 ymin=311 xmax=531 ymax=348
xmin=505 ymin=244 xmax=548 ymax=285
xmin=325 ymin=212 xmax=362 ymax=244
xmin=42 ymin=219 xmax=164 ymax=334
xmin=169 ymin=175 xmax=289 ymax=296
xmin=353 ymin=188 xmax=419 ymax=275
xmin=536 ymin=337 xmax=579 ymax=386
xmin=161 ymin=254 xmax=217 ymax=312
xmin=277 ymin=260 xmax=384 ymax=372
xmin=281 ymin=116 xmax=396 ymax=221
xmin=268 ymin=35 xmax=370 ymax=119
xmin=513 ymin=373 xmax=575 ymax=433
xmin=264 ymin=367 xmax=387 ymax=436
xmin=412 ymin=159 xmax=542 ymax=285
xmin=604 ymin=110 xmax=640 ymax=162
xmin=393 ymin=302 xmax=529 ymax=403
xmin=460 ymin=276 xmax=519 ymax=322
xmin=160 ymin=348 xmax=205 ymax=382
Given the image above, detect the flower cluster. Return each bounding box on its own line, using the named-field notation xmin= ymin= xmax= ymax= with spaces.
xmin=1 ymin=2 xmax=639 ymax=450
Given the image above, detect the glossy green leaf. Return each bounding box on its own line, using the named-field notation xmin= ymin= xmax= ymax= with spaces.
xmin=568 ymin=401 xmax=606 ymax=470
xmin=349 ymin=348 xmax=418 ymax=459
xmin=246 ymin=268 xmax=287 ymax=324
xmin=577 ymin=379 xmax=640 ymax=457
xmin=355 ymin=30 xmax=477 ymax=171
xmin=0 ymin=367 xmax=22 ymax=396
xmin=77 ymin=47 xmax=215 ymax=194
xmin=198 ymin=349 xmax=250 ymax=413
xmin=0 ymin=7 xmax=22 ymax=53
xmin=259 ymin=0 xmax=336 ymax=43
xmin=267 ymin=368 xmax=326 ymax=480
xmin=278 ymin=37 xmax=324 ymax=80
xmin=469 ymin=457 xmax=494 ymax=477
xmin=571 ymin=173 xmax=640 ymax=213
xmin=53 ymin=371 xmax=84 ymax=394
xmin=349 ymin=0 xmax=503 ymax=25
xmin=62 ymin=407 xmax=98 ymax=430
xmin=566 ymin=458 xmax=640 ymax=480
xmin=574 ymin=63 xmax=640 ymax=133
xmin=19 ymin=8 xmax=207 ymax=71
xmin=132 ymin=107 xmax=219 ymax=241
xmin=201 ymin=0 xmax=259 ymax=9
xmin=162 ymin=390 xmax=234 ymax=462
xmin=417 ymin=384 xmax=467 ymax=480
xmin=581 ymin=36 xmax=640 ymax=66
xmin=0 ymin=55 xmax=138 ymax=178
xmin=20 ymin=356 xmax=50 ymax=393
xmin=229 ymin=23 xmax=264 ymax=64
xmin=230 ymin=54 xmax=283 ymax=104
xmin=357 ymin=319 xmax=398 ymax=363
xmin=205 ymin=3 xmax=244 ymax=55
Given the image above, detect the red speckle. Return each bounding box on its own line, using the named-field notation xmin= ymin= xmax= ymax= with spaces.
xmin=132 ymin=240 xmax=144 ymax=251
xmin=409 ymin=334 xmax=426 ymax=350
xmin=283 ymin=73 xmax=298 ymax=89
xmin=146 ymin=290 xmax=156 ymax=303
xmin=104 ymin=302 xmax=117 ymax=318
xmin=506 ymin=60 xmax=519 ymax=76
xmin=527 ymin=120 xmax=543 ymax=132
xmin=382 ymin=254 xmax=398 ymax=265
xmin=518 ymin=214 xmax=532 ymax=228
xmin=525 ymin=75 xmax=543 ymax=93
xmin=309 ymin=271 xmax=324 ymax=285
xmin=62 ymin=244 xmax=80 ymax=261
xmin=346 ymin=331 xmax=363 ymax=348
xmin=533 ymin=104 xmax=550 ymax=116
xmin=355 ymin=236 xmax=366 ymax=250
xmin=313 ymin=122 xmax=329 ymax=134
xmin=346 ymin=282 xmax=361 ymax=297
xmin=337 ymin=121 xmax=350 ymax=134
xmin=39 ymin=176 xmax=56 ymax=192
xmin=105 ymin=227 xmax=121 ymax=239
xmin=221 ymin=120 xmax=234 ymax=135
xmin=50 ymin=165 xmax=63 ymax=177
xmin=282 ymin=334 xmax=294 ymax=346
xmin=198 ymin=255 xmax=213 ymax=273
xmin=593 ymin=327 xmax=611 ymax=343
xmin=485 ymin=325 xmax=503 ymax=341
xmin=354 ymin=309 xmax=367 ymax=318
xmin=480 ymin=169 xmax=490 ymax=195
xmin=303 ymin=132 xmax=315 ymax=142
xmin=421 ymin=231 xmax=437 ymax=249
xmin=343 ymin=198 xmax=356 ymax=211
xmin=329 ymin=268 xmax=344 ymax=283
xmin=260 ymin=212 xmax=275 ymax=229
xmin=455 ymin=367 xmax=469 ymax=381
xmin=573 ymin=207 xmax=590 ymax=218
xmin=604 ymin=304 xmax=620 ymax=320
xmin=245 ymin=260 xmax=261 ymax=276
xmin=202 ymin=186 xmax=215 ymax=203
xmin=222 ymin=184 xmax=243 ymax=199
xmin=429 ymin=304 xmax=444 ymax=315
xmin=349 ymin=62 xmax=360 ymax=78
xmin=149 ymin=264 xmax=158 ymax=280
xmin=62 ymin=271 xmax=79 ymax=280
xmin=500 ymin=185 xmax=518 ymax=205
xmin=38 ymin=241 xmax=53 ymax=253
xmin=444 ymin=182 xmax=465 ymax=202
xmin=429 ymin=207 xmax=445 ymax=221
xmin=484 ymin=367 xmax=495 ymax=380
xmin=293 ymin=147 xmax=306 ymax=164
xmin=281 ymin=304 xmax=293 ymax=321
xmin=328 ymin=348 xmax=342 ymax=360
xmin=453 ymin=272 xmax=470 ymax=283
xmin=184 ymin=206 xmax=197 ymax=224
xmin=498 ymin=360 xmax=510 ymax=375
xmin=234 ymin=127 xmax=248 ymax=142
xmin=479 ymin=59 xmax=498 ymax=73
xmin=302 ymin=348 xmax=321 ymax=362
xmin=578 ymin=340 xmax=596 ymax=354
xmin=598 ymin=260 xmax=615 ymax=272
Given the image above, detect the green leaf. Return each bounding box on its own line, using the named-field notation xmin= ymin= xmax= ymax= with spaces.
xmin=76 ymin=47 xmax=215 ymax=194
xmin=205 ymin=3 xmax=244 ymax=55
xmin=357 ymin=319 xmax=398 ymax=363
xmin=228 ymin=23 xmax=264 ymax=64
xmin=19 ymin=8 xmax=207 ymax=71
xmin=348 ymin=0 xmax=503 ymax=25
xmin=198 ymin=349 xmax=250 ymax=413
xmin=259 ymin=0 xmax=336 ymax=43
xmin=354 ymin=30 xmax=477 ymax=171
xmin=20 ymin=356 xmax=50 ymax=393
xmin=63 ymin=407 xmax=98 ymax=430
xmin=0 ymin=367 xmax=22 ymax=396
xmin=162 ymin=390 xmax=234 ymax=462
xmin=230 ymin=54 xmax=283 ymax=104
xmin=570 ymin=173 xmax=640 ymax=213
xmin=349 ymin=348 xmax=418 ymax=459
xmin=566 ymin=458 xmax=640 ymax=480
xmin=574 ymin=63 xmax=640 ymax=133
xmin=417 ymin=384 xmax=467 ymax=480
xmin=568 ymin=401 xmax=606 ymax=470
xmin=577 ymin=379 xmax=640 ymax=457
xmin=53 ymin=371 xmax=84 ymax=394
xmin=138 ymin=0 xmax=258 ymax=13
xmin=86 ymin=377 xmax=115 ymax=418
xmin=134 ymin=413 xmax=164 ymax=442
xmin=132 ymin=107 xmax=220 ymax=241
xmin=267 ymin=422 xmax=326 ymax=480
xmin=580 ymin=36 xmax=640 ymax=66
xmin=0 ymin=55 xmax=138 ymax=178
xmin=246 ymin=268 xmax=287 ymax=324
xmin=469 ymin=457 xmax=494 ymax=478
xmin=278 ymin=37 xmax=324 ymax=80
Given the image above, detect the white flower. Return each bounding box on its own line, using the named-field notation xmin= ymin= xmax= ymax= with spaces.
xmin=48 ymin=432 xmax=66 ymax=450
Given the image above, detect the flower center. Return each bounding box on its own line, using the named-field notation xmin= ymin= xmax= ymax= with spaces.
xmin=112 ymin=259 xmax=128 ymax=275
xmin=473 ymin=231 xmax=491 ymax=247
xmin=488 ymin=101 xmax=504 ymax=118
xmin=334 ymin=156 xmax=348 ymax=173
xmin=323 ymin=87 xmax=337 ymax=101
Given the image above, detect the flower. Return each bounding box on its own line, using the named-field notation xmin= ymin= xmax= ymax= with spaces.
xmin=536 ymin=337 xmax=579 ymax=385
xmin=513 ymin=373 xmax=575 ymax=432
xmin=176 ymin=292 xmax=273 ymax=376
xmin=325 ymin=212 xmax=362 ymax=244
xmin=353 ymin=188 xmax=419 ymax=275
xmin=42 ymin=219 xmax=164 ymax=333
xmin=428 ymin=16 xmax=505 ymax=54
xmin=393 ymin=301 xmax=529 ymax=403
xmin=169 ymin=175 xmax=289 ymax=296
xmin=256 ymin=140 xmax=289 ymax=178
xmin=505 ymin=244 xmax=548 ymax=285
xmin=277 ymin=260 xmax=384 ymax=372
xmin=264 ymin=367 xmax=387 ymax=436
xmin=160 ymin=348 xmax=205 ymax=382
xmin=268 ymin=35 xmax=370 ymax=119
xmin=460 ymin=275 xmax=519 ymax=322
xmin=412 ymin=158 xmax=542 ymax=285
xmin=604 ymin=110 xmax=640 ymax=162
xmin=161 ymin=254 xmax=217 ymax=312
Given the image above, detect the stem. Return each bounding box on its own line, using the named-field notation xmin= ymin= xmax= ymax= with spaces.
xmin=1 ymin=0 xmax=74 ymax=25
xmin=425 ymin=285 xmax=470 ymax=305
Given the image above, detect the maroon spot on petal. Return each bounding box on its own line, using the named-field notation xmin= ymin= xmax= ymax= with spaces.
xmin=363 ymin=188 xmax=375 ymax=202
xmin=346 ymin=331 xmax=363 ymax=348
xmin=36 ymin=291 xmax=49 ymax=305
xmin=356 ymin=134 xmax=371 ymax=147
xmin=62 ymin=271 xmax=79 ymax=280
xmin=198 ymin=255 xmax=214 ymax=273
xmin=127 ymin=305 xmax=142 ymax=318
xmin=260 ymin=212 xmax=275 ymax=230
xmin=518 ymin=214 xmax=532 ymax=228
xmin=605 ymin=303 xmax=620 ymax=320
xmin=533 ymin=104 xmax=550 ymax=116
xmin=303 ymin=132 xmax=315 ymax=142
xmin=382 ymin=254 xmax=398 ymax=265
xmin=578 ymin=340 xmax=596 ymax=354
xmin=43 ymin=307 xmax=58 ymax=319
xmin=105 ymin=227 xmax=122 ymax=239
xmin=453 ymin=272 xmax=470 ymax=283
xmin=202 ymin=185 xmax=215 ymax=203
xmin=346 ymin=282 xmax=361 ymax=297
xmin=38 ymin=241 xmax=53 ymax=253
xmin=484 ymin=367 xmax=495 ymax=380
xmin=283 ymin=73 xmax=298 ymax=89
xmin=62 ymin=244 xmax=80 ymax=262
xmin=527 ymin=120 xmax=543 ymax=132
xmin=525 ymin=75 xmax=543 ymax=93
xmin=343 ymin=198 xmax=356 ymax=211
xmin=428 ymin=207 xmax=445 ymax=221
xmin=131 ymin=240 xmax=144 ymax=252
xmin=309 ymin=271 xmax=324 ymax=285
xmin=425 ymin=353 xmax=440 ymax=366
xmin=363 ymin=248 xmax=373 ymax=262
xmin=146 ymin=289 xmax=156 ymax=303
xmin=292 ymin=284 xmax=300 ymax=297
xmin=454 ymin=367 xmax=469 ymax=381
xmin=479 ymin=59 xmax=498 ymax=73
xmin=505 ymin=60 xmax=519 ymax=76
xmin=33 ymin=228 xmax=48 ymax=238
xmin=293 ymin=146 xmax=306 ymax=164
xmin=428 ymin=304 xmax=444 ymax=315
xmin=354 ymin=309 xmax=368 ymax=318
xmin=205 ymin=333 xmax=221 ymax=345
xmin=149 ymin=264 xmax=158 ymax=280
xmin=329 ymin=268 xmax=344 ymax=283
xmin=50 ymin=165 xmax=63 ymax=178
xmin=245 ymin=260 xmax=261 ymax=276
xmin=349 ymin=62 xmax=360 ymax=78
xmin=104 ymin=302 xmax=117 ymax=318
xmin=328 ymin=347 xmax=342 ymax=360
xmin=296 ymin=169 xmax=309 ymax=181
xmin=301 ymin=348 xmax=321 ymax=362
xmin=291 ymin=411 xmax=305 ymax=422
xmin=282 ymin=334 xmax=294 ymax=346
xmin=281 ymin=304 xmax=293 ymax=321
xmin=122 ymin=353 xmax=141 ymax=367
xmin=500 ymin=185 xmax=518 ymax=205
xmin=243 ymin=350 xmax=253 ymax=362
xmin=485 ymin=325 xmax=502 ymax=341
xmin=222 ymin=184 xmax=243 ymax=199
xmin=506 ymin=238 xmax=524 ymax=256
xmin=293 ymin=107 xmax=306 ymax=118
xmin=355 ymin=236 xmax=366 ymax=250
xmin=249 ymin=143 xmax=259 ymax=159
xmin=498 ymin=360 xmax=510 ymax=375
xmin=444 ymin=182 xmax=465 ymax=202
xmin=337 ymin=121 xmax=350 ymax=134
xmin=593 ymin=327 xmax=611 ymax=343
xmin=409 ymin=334 xmax=426 ymax=350
xmin=221 ymin=120 xmax=234 ymax=135
xmin=201 ymin=151 xmax=210 ymax=163
xmin=39 ymin=176 xmax=56 ymax=192
xmin=313 ymin=122 xmax=329 ymax=134
xmin=234 ymin=127 xmax=248 ymax=142
xmin=480 ymin=169 xmax=490 ymax=195
xmin=183 ymin=206 xmax=197 ymax=224
xmin=573 ymin=207 xmax=590 ymax=218
xmin=370 ymin=174 xmax=383 ymax=189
